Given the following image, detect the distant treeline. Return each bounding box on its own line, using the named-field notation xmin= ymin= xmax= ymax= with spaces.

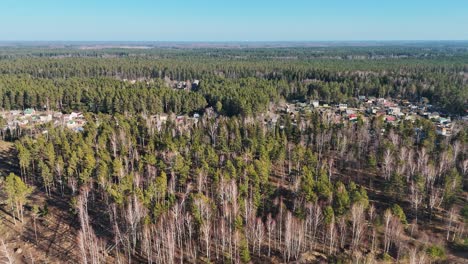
xmin=0 ymin=46 xmax=466 ymax=115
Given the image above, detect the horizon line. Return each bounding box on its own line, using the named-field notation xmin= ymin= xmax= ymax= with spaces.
xmin=1 ymin=40 xmax=468 ymax=43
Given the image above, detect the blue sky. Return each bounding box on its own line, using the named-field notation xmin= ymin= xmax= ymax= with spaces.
xmin=1 ymin=0 xmax=467 ymax=41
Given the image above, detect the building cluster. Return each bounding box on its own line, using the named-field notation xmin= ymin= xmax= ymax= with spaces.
xmin=274 ymin=96 xmax=459 ymax=136
xmin=174 ymin=79 xmax=200 ymax=90
xmin=0 ymin=108 xmax=87 ymax=133
xmin=149 ymin=112 xmax=202 ymax=132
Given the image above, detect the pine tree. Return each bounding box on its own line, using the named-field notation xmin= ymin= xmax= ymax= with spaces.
xmin=4 ymin=173 xmax=34 ymax=224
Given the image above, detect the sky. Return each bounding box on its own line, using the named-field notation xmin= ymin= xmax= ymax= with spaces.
xmin=1 ymin=0 xmax=467 ymax=41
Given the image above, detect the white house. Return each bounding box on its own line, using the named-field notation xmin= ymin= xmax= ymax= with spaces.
xmin=338 ymin=104 xmax=348 ymax=111
xmin=311 ymin=100 xmax=320 ymax=108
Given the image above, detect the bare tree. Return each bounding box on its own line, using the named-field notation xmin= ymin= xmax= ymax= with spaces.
xmin=382 ymin=149 xmax=393 ymax=180
xmin=446 ymin=207 xmax=457 ymax=242
xmin=417 ymin=148 xmax=428 ymax=174
xmin=0 ymin=240 xmax=14 ymax=264
xmin=383 ymin=209 xmax=392 ymax=254
xmin=254 ymin=218 xmax=265 ymax=256
xmin=204 ymin=117 xmax=219 ymax=146
xmin=266 ymin=213 xmax=275 ymax=257
xmin=428 ymin=187 xmax=443 ymax=221
xmin=368 ymin=204 xmax=377 ymax=253
xmin=284 ymin=211 xmax=293 ymax=262
xmin=327 ymin=219 xmax=337 ymax=255
xmin=351 ymin=203 xmax=366 ymax=251
xmin=408 ymin=247 xmax=427 ymax=264
xmin=337 ymin=217 xmax=347 ymax=249
xmin=76 ymin=187 xmax=105 ymax=264
xmin=409 ymin=179 xmax=423 ymax=224
xmin=461 ymin=159 xmax=468 ymax=176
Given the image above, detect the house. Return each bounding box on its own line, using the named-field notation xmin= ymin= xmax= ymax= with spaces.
xmin=348 ymin=113 xmax=358 ymax=121
xmin=176 ymin=115 xmax=185 ymax=123
xmin=428 ymin=112 xmax=440 ymax=120
xmin=410 ymin=105 xmax=418 ymax=111
xmin=66 ymin=120 xmax=76 ymax=128
xmin=159 ymin=114 xmax=168 ymax=123
xmin=405 ymin=114 xmax=417 ymax=121
xmin=70 ymin=112 xmax=84 ymax=120
xmin=377 ymin=98 xmax=387 ymax=106
xmin=358 ymin=95 xmax=366 ymax=101
xmin=10 ymin=110 xmax=21 ymax=116
xmin=367 ymin=107 xmax=377 ymax=114
xmin=39 ymin=114 xmax=53 ymax=122
xmin=439 ymin=117 xmax=451 ymax=125
xmin=385 ymin=115 xmax=396 ymax=123
xmin=338 ymin=104 xmax=348 ymax=111
xmin=436 ymin=126 xmax=448 ymax=136
xmin=177 ymin=81 xmax=187 ymax=89
xmin=388 ymin=107 xmax=401 ymax=115
xmin=23 ymin=108 xmax=35 ymax=116
xmin=366 ymin=97 xmax=376 ymax=104
xmin=311 ymin=100 xmax=320 ymax=108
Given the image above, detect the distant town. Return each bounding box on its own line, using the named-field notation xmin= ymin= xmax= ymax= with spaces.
xmin=0 ymin=108 xmax=86 ymax=134
xmin=1 ymin=93 xmax=464 ymax=139
xmin=278 ymin=96 xmax=462 ymax=137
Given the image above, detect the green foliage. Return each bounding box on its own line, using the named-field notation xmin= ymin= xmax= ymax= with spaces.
xmin=3 ymin=173 xmax=34 ymax=221
xmin=391 ymin=204 xmax=408 ymax=225
xmin=215 ymin=101 xmax=223 ymax=113
xmin=349 ymin=182 xmax=369 ymax=208
xmin=450 ymin=238 xmax=468 ymax=252
xmin=174 ymin=154 xmax=191 ymax=186
xmin=2 ymin=46 xmax=467 ymax=262
xmin=386 ymin=173 xmax=405 ymax=199
xmin=367 ymin=155 xmax=377 ymax=169
xmin=382 ymin=253 xmax=393 ymax=262
xmin=426 ymin=245 xmax=446 ymax=260
xmin=323 ymin=206 xmax=335 ymax=224
xmin=41 ymin=204 xmax=49 ymax=217
xmin=461 ymin=204 xmax=468 ymax=223
xmin=444 ymin=169 xmax=462 ymax=206
xmin=333 ymin=182 xmax=350 ymax=215
xmin=300 ymin=166 xmax=317 ymax=203
xmin=240 ymin=235 xmax=251 ymax=263
xmin=316 ymin=170 xmax=332 ymax=201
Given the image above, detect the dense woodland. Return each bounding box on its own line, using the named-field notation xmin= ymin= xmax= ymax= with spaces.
xmin=0 ymin=46 xmax=467 ymax=115
xmin=0 ymin=45 xmax=467 ymax=263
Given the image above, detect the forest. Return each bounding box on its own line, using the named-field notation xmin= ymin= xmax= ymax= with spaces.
xmin=0 ymin=44 xmax=467 ymax=263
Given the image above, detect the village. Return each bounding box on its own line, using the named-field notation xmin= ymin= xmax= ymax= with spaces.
xmin=0 ymin=95 xmax=464 ymax=139
xmin=271 ymin=96 xmax=461 ymax=137
xmin=0 ymin=108 xmax=87 ymax=133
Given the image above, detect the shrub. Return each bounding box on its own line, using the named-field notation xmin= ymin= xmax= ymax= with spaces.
xmin=426 ymin=245 xmax=446 ymax=260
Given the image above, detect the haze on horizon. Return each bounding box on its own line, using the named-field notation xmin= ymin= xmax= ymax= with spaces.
xmin=1 ymin=0 xmax=467 ymax=42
